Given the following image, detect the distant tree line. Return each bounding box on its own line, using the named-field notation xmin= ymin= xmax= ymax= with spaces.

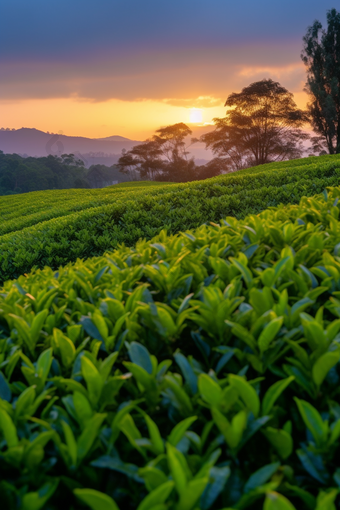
xmin=0 ymin=152 xmax=129 ymax=195
xmin=119 ymin=8 xmax=340 ymax=182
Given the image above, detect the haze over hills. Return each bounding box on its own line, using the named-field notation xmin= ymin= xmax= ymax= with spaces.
xmin=0 ymin=128 xmax=140 ymax=167
xmin=0 ymin=127 xmax=214 ymax=167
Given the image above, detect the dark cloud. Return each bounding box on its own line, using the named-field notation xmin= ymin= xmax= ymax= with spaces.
xmin=0 ymin=0 xmax=335 ymax=102
xmin=1 ymin=43 xmax=306 ymax=103
xmin=1 ymin=0 xmax=333 ymax=58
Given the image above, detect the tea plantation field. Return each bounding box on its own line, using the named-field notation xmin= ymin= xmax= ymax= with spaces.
xmin=1 ymin=154 xmax=340 ymax=283
xmin=1 ymin=156 xmax=340 ymax=509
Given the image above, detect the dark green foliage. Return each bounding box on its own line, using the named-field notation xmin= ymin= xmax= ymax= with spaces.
xmin=87 ymin=164 xmax=133 ymax=188
xmin=1 ymin=154 xmax=340 ymax=282
xmin=201 ymin=79 xmax=308 ymax=169
xmin=2 ymin=188 xmax=340 ymax=508
xmin=117 ymin=123 xmax=199 ymax=182
xmin=0 ymin=153 xmax=91 ymax=195
xmin=301 ymin=8 xmax=340 ymax=154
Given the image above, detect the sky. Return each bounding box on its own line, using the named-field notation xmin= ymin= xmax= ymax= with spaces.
xmin=0 ymin=0 xmax=337 ymax=139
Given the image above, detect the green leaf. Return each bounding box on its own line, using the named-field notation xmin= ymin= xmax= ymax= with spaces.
xmin=36 ymin=348 xmax=53 ymax=384
xmin=30 ymin=309 xmax=49 ymax=346
xmin=123 ymin=362 xmax=156 ymax=393
xmin=54 ymin=329 xmax=75 ymax=368
xmin=225 ymin=320 xmax=257 ymax=351
xmin=164 ymin=374 xmax=193 ymax=415
xmin=229 ymin=374 xmax=260 ymax=417
xmin=9 ymin=314 xmax=35 ymax=352
xmin=77 ymin=413 xmax=107 ymax=462
xmin=145 ymin=414 xmax=164 ymax=455
xmin=119 ymin=414 xmax=144 ymax=456
xmin=58 ymin=378 xmax=88 ymax=397
xmin=15 ymin=385 xmax=36 ymax=420
xmin=177 ymin=477 xmax=210 ymax=510
xmin=81 ymin=356 xmax=104 ymax=407
xmin=0 ymin=371 xmax=11 ymax=402
xmin=284 ymin=483 xmax=315 ymax=509
xmin=312 ymin=351 xmax=340 ymax=387
xmin=258 ymin=317 xmax=283 ymax=353
xmin=0 ymin=408 xmax=18 ymax=448
xmin=99 ymin=352 xmax=119 ymax=382
xmin=329 ymin=419 xmax=340 ymax=445
xmin=174 ymin=352 xmax=198 ymax=395
xmin=80 ymin=317 xmax=105 ymax=343
xmin=168 ymin=416 xmax=197 ymax=447
xmin=296 ymin=447 xmax=328 ymax=484
xmin=111 ymin=401 xmax=141 ymax=444
xmin=198 ymin=374 xmax=222 ymax=406
xmin=22 ymin=480 xmax=59 ymax=510
xmin=61 ymin=420 xmax=77 ymax=466
xmin=73 ymin=391 xmax=93 ymax=428
xmin=136 ymin=481 xmax=174 ymax=510
xmin=264 ymin=492 xmax=297 ymax=510
xmin=128 ymin=342 xmax=153 ymax=374
xmin=138 ymin=466 xmax=169 ymax=492
xmin=91 ymin=311 xmax=109 ymax=341
xmin=263 ymin=427 xmax=293 ymax=459
xmin=230 ymin=258 xmax=253 ymax=287
xmin=91 ymin=455 xmax=143 ymax=483
xmin=244 ymin=462 xmax=280 ymax=493
xmin=23 ymin=430 xmax=55 ymax=469
xmin=200 ymin=466 xmax=231 ymax=510
xmin=74 ymin=489 xmax=119 ymax=510
xmin=294 ymin=398 xmax=328 ymax=446
xmin=166 ymin=442 xmax=187 ymax=496
xmin=315 ymin=489 xmax=338 ymax=510
xmin=211 ymin=407 xmax=246 ymax=449
xmin=262 ymin=376 xmax=294 ymax=416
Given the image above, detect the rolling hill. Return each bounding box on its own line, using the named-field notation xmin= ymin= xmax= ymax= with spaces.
xmin=1 ymin=154 xmax=340 ymax=283
xmin=0 ymin=127 xmax=214 ymax=167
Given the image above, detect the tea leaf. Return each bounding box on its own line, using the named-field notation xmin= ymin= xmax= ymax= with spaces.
xmin=262 ymin=376 xmax=295 ymax=416
xmin=74 ymin=489 xmax=119 ymax=510
xmin=136 ymin=481 xmax=174 ymax=510
xmin=264 ymin=492 xmax=297 ymax=510
xmin=312 ymin=351 xmax=340 ymax=387
xmin=229 ymin=374 xmax=260 ymax=417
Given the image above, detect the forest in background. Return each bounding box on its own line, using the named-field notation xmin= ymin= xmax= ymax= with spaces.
xmin=0 ymin=152 xmax=134 ymax=195
xmin=0 ymin=148 xmax=224 ymax=195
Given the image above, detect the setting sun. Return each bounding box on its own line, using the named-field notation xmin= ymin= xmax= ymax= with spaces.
xmin=189 ymin=108 xmax=203 ymax=123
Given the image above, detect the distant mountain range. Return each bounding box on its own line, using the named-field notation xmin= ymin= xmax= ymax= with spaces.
xmin=0 ymin=127 xmax=213 ymax=168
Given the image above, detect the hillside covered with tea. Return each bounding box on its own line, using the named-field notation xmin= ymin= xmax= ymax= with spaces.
xmin=1 ymin=156 xmax=340 ymax=509
xmin=1 ymin=154 xmax=340 ymax=283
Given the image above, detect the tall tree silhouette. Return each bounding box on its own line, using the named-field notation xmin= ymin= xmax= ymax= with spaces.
xmin=201 ymin=79 xmax=308 ymax=170
xmin=301 ymin=8 xmax=340 ymax=154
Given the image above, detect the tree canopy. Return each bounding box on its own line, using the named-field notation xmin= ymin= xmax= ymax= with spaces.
xmin=117 ymin=123 xmax=219 ymax=182
xmin=201 ymin=79 xmax=309 ymax=170
xmin=301 ymin=8 xmax=340 ymax=154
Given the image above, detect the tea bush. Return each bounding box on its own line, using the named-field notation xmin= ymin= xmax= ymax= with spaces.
xmin=1 ymin=188 xmax=340 ymax=508
xmin=1 ymin=155 xmax=340 ymax=282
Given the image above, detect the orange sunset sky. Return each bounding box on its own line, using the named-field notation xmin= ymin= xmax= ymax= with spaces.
xmin=0 ymin=1 xmax=336 ymax=140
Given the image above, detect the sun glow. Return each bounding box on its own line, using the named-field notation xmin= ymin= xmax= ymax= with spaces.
xmin=189 ymin=108 xmax=203 ymax=123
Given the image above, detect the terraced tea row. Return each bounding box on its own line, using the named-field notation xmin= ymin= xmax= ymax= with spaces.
xmin=1 ymin=156 xmax=340 ymax=282
xmin=1 ymin=155 xmax=339 ymax=238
